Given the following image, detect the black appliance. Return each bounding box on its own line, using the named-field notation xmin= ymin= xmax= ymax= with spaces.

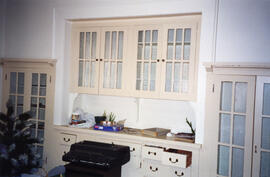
xmin=62 ymin=140 xmax=130 ymax=177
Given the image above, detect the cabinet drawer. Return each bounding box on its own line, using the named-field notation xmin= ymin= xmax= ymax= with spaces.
xmin=142 ymin=146 xmax=163 ymax=161
xmin=168 ymin=167 xmax=191 ymax=177
xmin=114 ymin=141 xmax=142 ymax=157
xmin=162 ymin=149 xmax=192 ymax=168
xmin=142 ymin=160 xmax=166 ymax=177
xmin=59 ymin=133 xmax=77 ymax=145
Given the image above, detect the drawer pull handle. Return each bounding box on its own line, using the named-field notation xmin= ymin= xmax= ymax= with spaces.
xmin=169 ymin=157 xmax=178 ymax=163
xmin=148 ymin=151 xmax=157 ymax=156
xmin=150 ymin=166 xmax=158 ymax=172
xmin=130 ymin=147 xmax=136 ymax=152
xmin=63 ymin=138 xmax=70 ymax=142
xmin=175 ymin=171 xmax=184 ymax=176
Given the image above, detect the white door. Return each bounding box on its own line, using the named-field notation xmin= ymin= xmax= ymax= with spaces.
xmin=253 ymin=76 xmax=270 ymax=177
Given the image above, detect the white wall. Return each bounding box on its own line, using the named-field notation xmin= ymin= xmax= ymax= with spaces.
xmin=3 ymin=0 xmax=269 ymax=144
xmin=0 ymin=0 xmax=6 ymax=111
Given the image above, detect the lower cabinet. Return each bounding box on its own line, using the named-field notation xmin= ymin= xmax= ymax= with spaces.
xmin=50 ymin=126 xmax=200 ymax=177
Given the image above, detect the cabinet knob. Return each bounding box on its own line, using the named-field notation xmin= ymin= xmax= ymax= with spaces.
xmin=130 ymin=147 xmax=136 ymax=152
xmin=175 ymin=171 xmax=184 ymax=176
xmin=148 ymin=151 xmax=157 ymax=155
xmin=100 ymin=59 xmax=103 ymax=61
xmin=157 ymin=59 xmax=160 ymax=62
xmin=150 ymin=166 xmax=158 ymax=172
xmin=96 ymin=59 xmax=98 ymax=61
xmin=63 ymin=138 xmax=70 ymax=142
xmin=162 ymin=59 xmax=165 ymax=62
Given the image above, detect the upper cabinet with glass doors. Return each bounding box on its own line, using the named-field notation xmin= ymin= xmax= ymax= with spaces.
xmin=70 ymin=15 xmax=201 ymax=101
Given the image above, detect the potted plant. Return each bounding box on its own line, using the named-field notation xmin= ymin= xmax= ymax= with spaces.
xmin=94 ymin=111 xmax=107 ymax=125
xmin=0 ymin=100 xmax=40 ymax=177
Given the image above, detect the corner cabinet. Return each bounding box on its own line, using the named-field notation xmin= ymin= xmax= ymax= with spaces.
xmin=1 ymin=59 xmax=56 ymax=170
xmin=70 ymin=14 xmax=201 ymax=101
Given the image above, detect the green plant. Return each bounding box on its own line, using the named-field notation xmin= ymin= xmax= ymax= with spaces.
xmin=186 ymin=118 xmax=196 ymax=136
xmin=108 ymin=112 xmax=116 ymax=122
xmin=102 ymin=110 xmax=107 ymax=118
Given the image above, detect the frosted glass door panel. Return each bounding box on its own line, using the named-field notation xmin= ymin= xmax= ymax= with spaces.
xmin=102 ymin=31 xmax=124 ymax=90
xmin=233 ymin=115 xmax=245 ymax=146
xmin=218 ymin=145 xmax=230 ymax=176
xmin=164 ymin=28 xmax=192 ymax=94
xmin=234 ymin=82 xmax=247 ymax=113
xmin=136 ymin=29 xmax=159 ymax=92
xmin=263 ymin=83 xmax=270 ymax=115
xmin=77 ymin=31 xmax=98 ymax=89
xmin=261 ymin=117 xmax=270 ymax=150
xmin=220 ymin=82 xmax=233 ymax=112
xmin=260 ymin=151 xmax=270 ymax=177
xmin=231 ymin=148 xmax=244 ymax=177
xmin=219 ymin=113 xmax=231 ymax=144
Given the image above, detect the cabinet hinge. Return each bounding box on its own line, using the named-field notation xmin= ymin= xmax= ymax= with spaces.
xmin=5 ymin=74 xmax=7 ymax=80
xmin=212 ymin=84 xmax=215 ymax=92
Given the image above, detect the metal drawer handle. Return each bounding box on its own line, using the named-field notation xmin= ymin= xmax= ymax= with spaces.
xmin=148 ymin=151 xmax=157 ymax=156
xmin=175 ymin=171 xmax=184 ymax=176
xmin=63 ymin=137 xmax=70 ymax=142
xmin=169 ymin=157 xmax=178 ymax=163
xmin=130 ymin=147 xmax=136 ymax=152
xmin=150 ymin=166 xmax=158 ymax=172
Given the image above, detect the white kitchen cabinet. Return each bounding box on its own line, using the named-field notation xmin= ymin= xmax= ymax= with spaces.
xmin=70 ymin=14 xmax=201 ymax=101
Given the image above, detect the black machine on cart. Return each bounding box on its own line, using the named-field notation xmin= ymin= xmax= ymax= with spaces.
xmin=62 ymin=140 xmax=130 ymax=177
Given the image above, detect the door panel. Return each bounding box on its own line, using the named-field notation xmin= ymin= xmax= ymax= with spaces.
xmin=253 ymin=76 xmax=270 ymax=177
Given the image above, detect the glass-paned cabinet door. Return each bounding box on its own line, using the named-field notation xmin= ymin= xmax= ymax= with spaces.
xmin=133 ymin=26 xmax=162 ymax=98
xmin=214 ymin=75 xmax=254 ymax=177
xmin=29 ymin=73 xmax=48 ymax=167
xmin=160 ymin=23 xmax=198 ymax=100
xmin=72 ymin=29 xmax=101 ymax=94
xmin=253 ymin=77 xmax=270 ymax=177
xmin=99 ymin=27 xmax=128 ymax=95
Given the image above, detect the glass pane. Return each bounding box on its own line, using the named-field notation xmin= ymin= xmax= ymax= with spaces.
xmin=151 ymin=44 xmax=157 ymax=60
xmin=152 ymin=30 xmax=158 ymax=43
xmin=31 ymin=97 xmax=37 ymax=118
xmin=143 ymin=62 xmax=149 ymax=90
xmin=91 ymin=32 xmax=97 ymax=59
xmin=167 ymin=44 xmax=173 ymax=60
xmin=38 ymin=108 xmax=45 ymax=121
xmin=233 ymin=115 xmax=245 ymax=146
xmin=17 ymin=72 xmax=24 ymax=94
xmin=116 ymin=62 xmax=122 ymax=89
xmin=103 ymin=62 xmax=109 ymax=88
xmin=231 ymin=148 xmax=244 ymax=177
xmin=16 ymin=106 xmax=23 ymax=116
xmin=37 ymin=122 xmax=44 ymax=144
xmin=182 ymin=63 xmax=189 ymax=93
xmin=217 ymin=145 xmax=230 ymax=176
xmin=260 ymin=151 xmax=270 ymax=177
xmin=79 ymin=32 xmax=84 ymax=59
xmin=30 ymin=121 xmax=36 ymax=139
xmin=262 ymin=117 xmax=270 ymax=150
xmin=234 ymin=82 xmax=247 ymax=113
xmin=39 ymin=74 xmax=47 ymax=96
xmin=31 ymin=73 xmax=38 ymax=95
xmin=90 ymin=62 xmax=95 ymax=88
xmin=110 ymin=62 xmax=116 ymax=88
xmin=118 ymin=31 xmax=124 ymax=59
xmin=150 ymin=62 xmax=156 ymax=91
xmin=37 ymin=145 xmax=43 ymax=167
xmin=165 ymin=62 xmax=172 ymax=92
xmin=138 ymin=31 xmax=143 ymax=43
xmin=84 ymin=61 xmax=90 ymax=87
xmin=137 ymin=44 xmax=143 ymax=60
xmin=17 ymin=96 xmax=23 ymax=106
xmin=168 ymin=29 xmax=174 ymax=43
xmin=144 ymin=44 xmax=150 ymax=60
xmin=176 ymin=29 xmax=183 ymax=43
xmin=184 ymin=29 xmax=191 ymax=42
xmin=173 ymin=63 xmax=180 ymax=92
xmin=9 ymin=95 xmax=16 ymax=108
xmin=263 ymin=83 xmax=270 ymax=115
xmin=104 ymin=31 xmax=110 ymax=59
xmin=10 ymin=72 xmax=17 ymax=94
xmin=175 ymin=44 xmax=182 ymax=60
xmin=183 ymin=44 xmax=190 ymax=60
xmin=136 ymin=62 xmax=142 ymax=90
xmin=219 ymin=113 xmax=231 ymax=144
xmin=145 ymin=30 xmax=150 ymax=43
xmin=78 ymin=61 xmax=83 ymax=87
xmin=85 ymin=32 xmax=90 ymax=58
xmin=111 ymin=31 xmax=117 ymax=59
xmin=220 ymin=82 xmax=233 ymax=112
xmin=39 ymin=98 xmax=46 ymax=109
